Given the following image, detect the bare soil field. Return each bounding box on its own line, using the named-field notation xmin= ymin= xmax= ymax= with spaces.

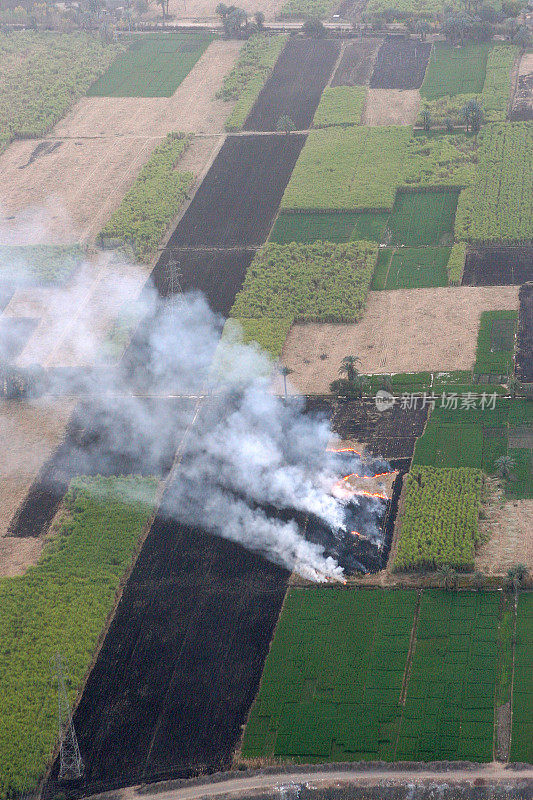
xmin=0 ymin=398 xmax=75 ymax=555
xmin=478 ymin=480 xmax=533 ymax=574
xmin=362 ymin=89 xmax=420 ymax=126
xmin=282 ymin=286 xmax=520 ymax=394
xmin=370 ymin=37 xmax=431 ymax=91
xmin=53 ymin=40 xmax=243 ymax=137
xmin=331 ymin=39 xmax=382 ymax=87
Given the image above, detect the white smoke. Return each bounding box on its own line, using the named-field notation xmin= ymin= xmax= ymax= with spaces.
xmin=1 ymin=222 xmax=385 ymax=581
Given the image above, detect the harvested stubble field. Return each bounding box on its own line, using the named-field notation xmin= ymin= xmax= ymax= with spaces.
xmin=362 ymin=89 xmax=420 ymax=126
xmin=87 ymin=33 xmax=214 ymax=97
xmin=331 ymin=40 xmax=382 ymax=87
xmin=243 ymin=38 xmax=341 ymax=132
xmin=463 ymin=246 xmax=533 ymax=286
xmin=477 ymin=495 xmax=533 ymax=577
xmin=44 ymin=470 xmax=289 ymax=797
xmin=369 ymin=37 xmax=431 ymax=91
xmin=167 ymin=134 xmax=305 ymax=247
xmin=242 ymin=589 xmax=504 ymax=764
xmin=281 ymin=286 xmax=519 ymax=394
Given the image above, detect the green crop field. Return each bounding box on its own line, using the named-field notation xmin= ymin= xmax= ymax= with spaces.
xmin=400 ymin=590 xmax=499 ymax=762
xmin=402 ymin=133 xmax=477 ymax=190
xmin=281 ymin=126 xmax=410 ymax=211
xmin=231 ymin=241 xmax=378 ymax=323
xmin=510 ymin=592 xmax=533 ymax=763
xmin=242 ymin=588 xmax=417 ymax=762
xmin=473 ymin=311 xmax=518 ymax=380
xmin=0 ymin=477 xmax=158 ymax=800
xmin=386 ymin=191 xmax=459 ymax=246
xmin=87 ymin=33 xmax=213 ymax=97
xmin=220 ymin=317 xmax=293 ymax=361
xmin=269 ymin=211 xmax=389 ymax=244
xmin=312 ymin=86 xmax=366 ymax=128
xmin=371 ymin=246 xmax=450 ymax=290
xmin=393 ymin=466 xmax=483 ymax=571
xmin=455 ymin=122 xmax=533 ymax=243
xmin=217 ymin=35 xmax=287 ymax=131
xmin=243 ymin=589 xmax=505 ymax=763
xmin=0 ymin=31 xmax=121 ymax=147
xmin=99 ymin=132 xmax=193 ymax=261
xmin=420 ymin=43 xmax=492 ymax=100
xmin=0 ymin=244 xmax=84 ymax=284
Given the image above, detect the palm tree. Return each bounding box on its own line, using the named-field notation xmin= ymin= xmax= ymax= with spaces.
xmin=495 ymin=455 xmax=515 ymax=480
xmin=339 ymin=355 xmax=361 ymax=383
xmin=280 ymin=366 xmax=293 ymax=400
xmin=438 ymin=564 xmax=456 ymax=591
xmin=276 ymin=115 xmax=295 ymax=135
xmin=461 ymin=98 xmax=483 ymax=133
xmin=421 ymin=107 xmax=431 ymax=131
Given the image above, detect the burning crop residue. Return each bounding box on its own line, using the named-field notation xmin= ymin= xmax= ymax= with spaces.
xmin=306 ymin=447 xmax=397 ymax=575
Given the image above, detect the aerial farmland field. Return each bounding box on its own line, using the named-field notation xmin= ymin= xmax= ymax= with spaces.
xmin=0 ymin=18 xmax=531 ymax=800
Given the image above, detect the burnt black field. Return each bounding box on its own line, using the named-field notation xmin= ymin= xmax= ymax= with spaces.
xmin=167 ymin=135 xmax=305 ymax=247
xmin=370 ymin=36 xmax=431 ymax=90
xmin=331 ymin=39 xmax=381 ymax=86
xmin=43 ymin=474 xmax=289 ymax=797
xmin=516 ymin=283 xmax=533 ymax=383
xmin=150 ymin=248 xmax=254 ymax=316
xmin=8 ymin=398 xmax=194 ymax=538
xmin=243 ymin=38 xmax=341 ymax=131
xmin=463 ymin=246 xmax=533 ymax=286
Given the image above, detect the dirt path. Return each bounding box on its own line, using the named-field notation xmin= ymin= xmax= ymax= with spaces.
xmin=84 ymin=763 xmax=533 ymax=800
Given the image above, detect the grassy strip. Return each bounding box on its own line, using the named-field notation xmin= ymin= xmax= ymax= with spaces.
xmin=99 ymin=132 xmax=193 ymax=262
xmin=474 ymin=310 xmax=518 ymax=378
xmin=231 ymin=241 xmax=378 ymax=323
xmin=281 ymin=126 xmax=410 ymax=211
xmin=393 ymin=466 xmax=483 ymax=571
xmin=446 ymin=242 xmax=467 ymax=286
xmin=312 ymin=86 xmax=366 ymax=128
xmin=87 ymin=33 xmax=213 ymax=98
xmin=420 ymin=43 xmax=491 ymax=100
xmin=455 ymin=122 xmax=533 ymax=244
xmin=0 ymin=476 xmax=159 ymax=800
xmin=0 ymin=32 xmax=121 ymax=145
xmin=217 ymin=35 xmax=287 ymax=131
xmin=0 ymin=244 xmax=84 ymax=285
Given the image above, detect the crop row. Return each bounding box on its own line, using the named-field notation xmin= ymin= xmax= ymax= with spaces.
xmin=0 ymin=32 xmax=121 ymax=147
xmin=393 ymin=466 xmax=483 ymax=571
xmin=216 ymin=35 xmax=287 ymax=131
xmin=231 ymin=240 xmax=378 ymax=323
xmin=0 ymin=476 xmax=158 ymax=800
xmin=455 ymin=122 xmax=533 ymax=243
xmin=99 ymin=132 xmax=194 ymax=262
xmin=312 ymin=86 xmax=366 ymax=128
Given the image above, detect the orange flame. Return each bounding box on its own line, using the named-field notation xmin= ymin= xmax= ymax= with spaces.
xmin=327 ymin=446 xmax=362 ymax=456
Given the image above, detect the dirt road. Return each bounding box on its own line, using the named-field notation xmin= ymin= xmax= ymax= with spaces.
xmin=85 ymin=763 xmax=533 ymax=800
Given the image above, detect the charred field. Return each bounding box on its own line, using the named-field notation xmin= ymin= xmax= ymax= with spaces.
xmin=516 ymin=282 xmax=533 ymax=383
xmin=331 ymin=39 xmax=382 ymax=87
xmin=243 ymin=38 xmax=340 ymax=132
xmin=463 ymin=246 xmax=533 ymax=286
xmin=369 ymin=36 xmax=431 ymax=90
xmin=166 ymin=134 xmax=305 ymax=247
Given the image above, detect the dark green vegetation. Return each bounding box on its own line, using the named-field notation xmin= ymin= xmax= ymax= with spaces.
xmin=413 ymin=399 xmax=533 ymax=499
xmin=420 ymin=43 xmax=492 ymax=100
xmin=386 ymin=191 xmax=459 ymax=247
xmin=99 ymin=133 xmax=193 ymax=261
xmin=0 ymin=32 xmax=120 ymax=149
xmin=0 ymin=477 xmax=158 ymax=800
xmin=371 ymin=247 xmax=450 ymax=290
xmin=269 ymin=211 xmax=389 ymax=244
xmin=243 ymin=589 xmax=509 ymax=763
xmin=87 ymin=33 xmax=213 ymax=97
xmin=216 ymin=35 xmax=287 ymax=131
xmin=393 ymin=467 xmax=483 ymax=571
xmin=510 ymin=592 xmax=533 ymax=763
xmin=0 ymin=244 xmax=84 ymax=284
xmin=473 ymin=310 xmax=518 ymax=380
xmin=242 ymin=589 xmax=416 ymax=761
xmin=231 ymin=241 xmax=378 ymax=323
xmin=400 ymin=590 xmax=499 ymax=763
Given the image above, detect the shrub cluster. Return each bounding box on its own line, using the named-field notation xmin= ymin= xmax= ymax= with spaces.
xmin=445 ymin=242 xmax=467 ymax=285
